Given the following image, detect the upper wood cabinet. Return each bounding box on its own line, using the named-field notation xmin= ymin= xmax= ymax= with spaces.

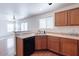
xmin=55 ymin=7 xmax=79 ymax=26
xmin=60 ymin=38 xmax=78 ymax=56
xmin=55 ymin=11 xmax=68 ymax=26
xmin=47 ymin=36 xmax=60 ymax=53
xmin=68 ymin=8 xmax=79 ymax=25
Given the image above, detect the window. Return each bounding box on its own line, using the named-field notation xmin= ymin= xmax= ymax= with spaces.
xmin=39 ymin=17 xmax=54 ymax=29
xmin=15 ymin=23 xmax=19 ymax=31
xmin=7 ymin=23 xmax=14 ymax=32
xmin=46 ymin=17 xmax=54 ymax=28
xmin=21 ymin=22 xmax=28 ymax=31
xmin=39 ymin=19 xmax=46 ymax=29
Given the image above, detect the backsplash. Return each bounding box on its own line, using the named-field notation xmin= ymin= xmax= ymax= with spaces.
xmin=46 ymin=26 xmax=79 ymax=34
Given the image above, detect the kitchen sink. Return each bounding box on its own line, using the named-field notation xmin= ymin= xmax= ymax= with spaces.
xmin=65 ymin=34 xmax=79 ymax=36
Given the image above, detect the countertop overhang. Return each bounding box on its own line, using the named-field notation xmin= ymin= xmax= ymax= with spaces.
xmin=16 ymin=32 xmax=79 ymax=40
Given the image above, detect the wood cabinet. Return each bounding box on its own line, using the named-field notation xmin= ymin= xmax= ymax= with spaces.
xmin=47 ymin=36 xmax=79 ymax=56
xmin=77 ymin=40 xmax=79 ymax=55
xmin=16 ymin=37 xmax=23 ymax=56
xmin=16 ymin=36 xmax=35 ymax=56
xmin=55 ymin=11 xmax=68 ymax=26
xmin=41 ymin=36 xmax=47 ymax=49
xmin=35 ymin=35 xmax=47 ymax=50
xmin=55 ymin=7 xmax=79 ymax=26
xmin=68 ymin=8 xmax=79 ymax=25
xmin=16 ymin=35 xmax=79 ymax=56
xmin=60 ymin=38 xmax=78 ymax=56
xmin=47 ymin=36 xmax=60 ymax=53
xmin=35 ymin=36 xmax=42 ymax=50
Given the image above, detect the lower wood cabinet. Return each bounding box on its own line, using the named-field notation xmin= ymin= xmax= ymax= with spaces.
xmin=47 ymin=36 xmax=60 ymax=53
xmin=35 ymin=36 xmax=42 ymax=50
xmin=16 ymin=35 xmax=79 ymax=56
xmin=60 ymin=38 xmax=78 ymax=56
xmin=16 ymin=37 xmax=23 ymax=56
xmin=47 ymin=36 xmax=79 ymax=56
xmin=35 ymin=36 xmax=47 ymax=50
xmin=16 ymin=36 xmax=35 ymax=56
xmin=41 ymin=36 xmax=47 ymax=49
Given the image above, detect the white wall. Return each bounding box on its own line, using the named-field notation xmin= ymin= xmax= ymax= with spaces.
xmin=0 ymin=15 xmax=8 ymax=37
xmin=18 ymin=17 xmax=39 ymax=32
xmin=0 ymin=15 xmax=16 ymax=56
xmin=19 ymin=11 xmax=54 ymax=32
xmin=0 ymin=33 xmax=15 ymax=56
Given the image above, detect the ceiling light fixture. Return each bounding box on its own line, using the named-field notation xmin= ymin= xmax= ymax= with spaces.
xmin=48 ymin=3 xmax=52 ymax=5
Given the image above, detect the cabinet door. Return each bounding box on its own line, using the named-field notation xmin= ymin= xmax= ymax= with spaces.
xmin=55 ymin=11 xmax=68 ymax=26
xmin=47 ymin=36 xmax=60 ymax=52
xmin=68 ymin=8 xmax=79 ymax=25
xmin=16 ymin=37 xmax=23 ymax=56
xmin=60 ymin=38 xmax=78 ymax=56
xmin=41 ymin=36 xmax=47 ymax=49
xmin=35 ymin=36 xmax=42 ymax=50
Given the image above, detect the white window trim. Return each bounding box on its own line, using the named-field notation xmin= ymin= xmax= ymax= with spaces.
xmin=39 ymin=16 xmax=54 ymax=29
xmin=21 ymin=22 xmax=28 ymax=31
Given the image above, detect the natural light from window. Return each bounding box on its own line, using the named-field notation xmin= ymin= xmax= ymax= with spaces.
xmin=7 ymin=23 xmax=14 ymax=32
xmin=21 ymin=22 xmax=28 ymax=31
xmin=39 ymin=17 xmax=54 ymax=29
xmin=7 ymin=38 xmax=14 ymax=48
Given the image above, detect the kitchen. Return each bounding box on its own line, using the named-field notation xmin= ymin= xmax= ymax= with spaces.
xmin=0 ymin=3 xmax=79 ymax=56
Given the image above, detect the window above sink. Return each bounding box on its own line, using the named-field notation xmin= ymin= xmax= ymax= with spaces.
xmin=39 ymin=16 xmax=54 ymax=29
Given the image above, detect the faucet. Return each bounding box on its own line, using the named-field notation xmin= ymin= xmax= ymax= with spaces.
xmin=44 ymin=30 xmax=46 ymax=34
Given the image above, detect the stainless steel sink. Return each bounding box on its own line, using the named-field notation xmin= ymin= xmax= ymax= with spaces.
xmin=65 ymin=34 xmax=79 ymax=36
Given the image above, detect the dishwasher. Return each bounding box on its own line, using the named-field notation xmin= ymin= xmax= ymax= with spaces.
xmin=23 ymin=36 xmax=35 ymax=56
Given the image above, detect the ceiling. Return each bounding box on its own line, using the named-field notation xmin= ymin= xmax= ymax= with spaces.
xmin=0 ymin=3 xmax=75 ymax=20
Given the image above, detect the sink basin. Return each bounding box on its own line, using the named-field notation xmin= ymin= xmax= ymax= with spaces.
xmin=36 ymin=33 xmax=46 ymax=36
xmin=65 ymin=34 xmax=79 ymax=36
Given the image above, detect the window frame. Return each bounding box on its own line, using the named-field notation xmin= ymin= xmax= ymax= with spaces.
xmin=39 ymin=16 xmax=54 ymax=29
xmin=7 ymin=23 xmax=14 ymax=32
xmin=21 ymin=22 xmax=28 ymax=31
